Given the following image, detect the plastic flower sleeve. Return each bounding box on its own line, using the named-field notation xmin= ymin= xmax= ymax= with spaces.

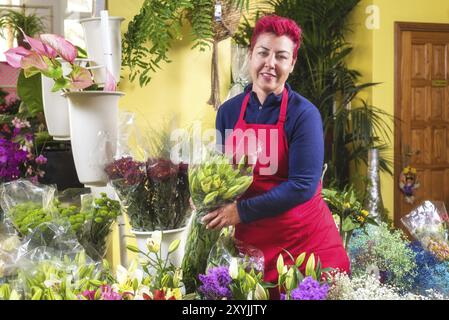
xmin=0 ymin=180 xmax=59 ymax=236
xmin=226 ymin=43 xmax=250 ymax=100
xmin=401 ymin=200 xmax=449 ymax=260
xmin=206 ymin=226 xmax=264 ymax=275
xmin=76 ymin=193 xmax=121 ymax=261
xmin=0 ymin=222 xmax=21 ymax=281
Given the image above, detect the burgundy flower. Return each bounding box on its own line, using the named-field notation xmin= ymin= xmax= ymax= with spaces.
xmin=146 ymin=158 xmax=179 ymax=181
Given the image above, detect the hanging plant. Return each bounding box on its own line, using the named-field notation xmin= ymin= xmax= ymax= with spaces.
xmin=122 ymin=0 xmax=249 ymax=109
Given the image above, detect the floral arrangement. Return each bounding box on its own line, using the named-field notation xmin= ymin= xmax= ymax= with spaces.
xmin=182 ymin=151 xmax=254 ymax=293
xmin=125 ymin=232 xmax=184 ymax=300
xmin=409 ymin=241 xmax=449 ymax=296
xmin=276 ymin=252 xmax=329 ymax=300
xmin=2 ymin=181 xmax=120 ymax=261
xmin=5 ymin=30 xmax=116 ymax=92
xmin=327 ymin=272 xmax=446 ymax=300
xmin=348 ymin=223 xmax=417 ymax=291
xmin=401 ymin=200 xmax=449 ymax=261
xmin=198 ymin=260 xmax=269 ymax=300
xmin=322 ymin=185 xmax=378 ymax=249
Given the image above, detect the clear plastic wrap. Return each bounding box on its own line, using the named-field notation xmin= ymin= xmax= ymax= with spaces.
xmin=0 ymin=180 xmax=59 ymax=236
xmin=182 ymin=148 xmax=255 ymax=293
xmin=206 ymin=227 xmax=264 ymax=274
xmin=226 ymin=43 xmax=250 ymax=100
xmin=0 ymin=222 xmax=21 ymax=281
xmin=401 ymin=200 xmax=449 ymax=260
xmin=105 ymin=114 xmax=191 ymax=231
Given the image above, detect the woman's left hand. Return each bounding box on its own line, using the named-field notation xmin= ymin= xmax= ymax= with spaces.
xmin=201 ymin=202 xmax=241 ymax=230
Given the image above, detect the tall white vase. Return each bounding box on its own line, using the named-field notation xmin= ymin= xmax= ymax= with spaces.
xmin=79 ymin=17 xmax=124 ymax=84
xmin=64 ymin=91 xmax=124 ymax=187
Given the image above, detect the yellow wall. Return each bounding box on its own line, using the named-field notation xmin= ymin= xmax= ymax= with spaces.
xmin=348 ymin=0 xmax=449 ymax=219
xmin=105 ymin=0 xmax=233 ymax=268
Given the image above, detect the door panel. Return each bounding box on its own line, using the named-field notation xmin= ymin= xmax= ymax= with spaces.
xmin=396 ymin=24 xmax=449 ymax=234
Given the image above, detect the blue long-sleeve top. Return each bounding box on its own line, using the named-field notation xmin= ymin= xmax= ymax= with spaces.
xmin=216 ymin=83 xmax=324 ymax=223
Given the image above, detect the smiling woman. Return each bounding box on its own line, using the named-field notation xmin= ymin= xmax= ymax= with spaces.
xmin=211 ymin=15 xmax=351 ymax=299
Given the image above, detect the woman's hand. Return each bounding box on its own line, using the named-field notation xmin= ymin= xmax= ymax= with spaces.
xmin=201 ymin=202 xmax=241 ymax=230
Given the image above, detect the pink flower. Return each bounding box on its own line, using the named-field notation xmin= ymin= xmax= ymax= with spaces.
xmin=22 ymin=30 xmax=57 ymax=59
xmin=104 ymin=69 xmax=117 ymax=92
xmin=35 ymin=155 xmax=47 ymax=165
xmin=4 ymin=46 xmax=31 ymax=68
xmin=40 ymin=34 xmax=77 ymax=63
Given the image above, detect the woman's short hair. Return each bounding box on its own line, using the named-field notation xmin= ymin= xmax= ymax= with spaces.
xmin=250 ymin=15 xmax=302 ymax=59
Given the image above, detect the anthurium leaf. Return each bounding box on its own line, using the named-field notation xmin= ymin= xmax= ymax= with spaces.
xmin=17 ymin=70 xmax=43 ymax=117
xmin=52 ymin=77 xmax=70 ymax=92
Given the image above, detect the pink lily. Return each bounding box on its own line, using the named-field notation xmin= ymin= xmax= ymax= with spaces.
xmin=104 ymin=69 xmax=117 ymax=91
xmin=4 ymin=46 xmax=31 ymax=68
xmin=40 ymin=34 xmax=77 ymax=63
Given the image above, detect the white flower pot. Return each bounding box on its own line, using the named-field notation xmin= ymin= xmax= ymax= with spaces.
xmin=79 ymin=16 xmax=124 ymax=85
xmin=64 ymin=91 xmax=124 ymax=187
xmin=41 ymin=75 xmax=70 ymax=140
xmin=41 ymin=59 xmax=91 ymax=141
xmin=131 ymin=227 xmax=187 ymax=268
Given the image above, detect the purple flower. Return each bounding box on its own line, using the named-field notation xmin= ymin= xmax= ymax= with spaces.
xmin=0 ymin=138 xmax=28 ymax=182
xmin=289 ymin=276 xmax=329 ymax=300
xmin=198 ymin=266 xmax=233 ymax=300
xmin=35 ymin=154 xmax=47 ymax=165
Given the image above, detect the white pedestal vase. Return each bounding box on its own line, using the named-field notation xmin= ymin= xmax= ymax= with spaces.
xmin=41 ymin=59 xmax=92 ymax=141
xmin=79 ymin=16 xmax=124 ymax=84
xmin=131 ymin=227 xmax=187 ymax=269
xmin=64 ymin=91 xmax=124 ymax=187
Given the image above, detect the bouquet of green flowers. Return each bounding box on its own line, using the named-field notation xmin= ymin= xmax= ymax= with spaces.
xmin=182 ymin=150 xmax=254 ymax=293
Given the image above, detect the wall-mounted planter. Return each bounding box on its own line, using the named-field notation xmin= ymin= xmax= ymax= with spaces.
xmin=64 ymin=91 xmax=124 ymax=187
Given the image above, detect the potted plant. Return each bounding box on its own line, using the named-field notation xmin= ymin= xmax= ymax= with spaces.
xmin=0 ymin=8 xmax=46 ymax=48
xmin=122 ymin=0 xmax=249 ymax=109
xmin=5 ymin=31 xmax=124 ymax=187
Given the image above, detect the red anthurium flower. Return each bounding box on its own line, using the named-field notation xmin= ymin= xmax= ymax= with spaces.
xmin=4 ymin=46 xmax=31 ymax=68
xmin=40 ymin=33 xmax=77 ymax=63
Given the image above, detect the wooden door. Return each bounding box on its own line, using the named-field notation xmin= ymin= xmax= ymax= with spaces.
xmin=395 ymin=23 xmax=449 ymax=233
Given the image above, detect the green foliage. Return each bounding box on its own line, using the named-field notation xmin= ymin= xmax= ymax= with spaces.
xmin=322 ymin=185 xmax=378 ymax=249
xmin=17 ymin=71 xmax=43 ymax=118
xmin=233 ymin=0 xmax=394 ymax=189
xmin=0 ymin=8 xmax=46 ymax=44
xmin=122 ymin=0 xmax=249 ymax=87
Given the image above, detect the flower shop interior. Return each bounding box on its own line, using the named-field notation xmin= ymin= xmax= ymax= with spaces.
xmin=1 ymin=0 xmax=449 ymax=301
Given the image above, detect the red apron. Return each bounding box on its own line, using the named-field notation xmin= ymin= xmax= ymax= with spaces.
xmin=224 ymin=88 xmax=350 ymax=299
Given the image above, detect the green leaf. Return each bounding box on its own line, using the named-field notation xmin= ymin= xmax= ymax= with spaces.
xmin=17 ymin=70 xmax=43 ymax=117
xmin=342 ymin=216 xmax=358 ymax=232
xmin=51 ymin=77 xmax=70 ymax=92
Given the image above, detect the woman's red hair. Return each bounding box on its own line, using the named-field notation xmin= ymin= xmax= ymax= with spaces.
xmin=250 ymin=15 xmax=302 ymax=59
